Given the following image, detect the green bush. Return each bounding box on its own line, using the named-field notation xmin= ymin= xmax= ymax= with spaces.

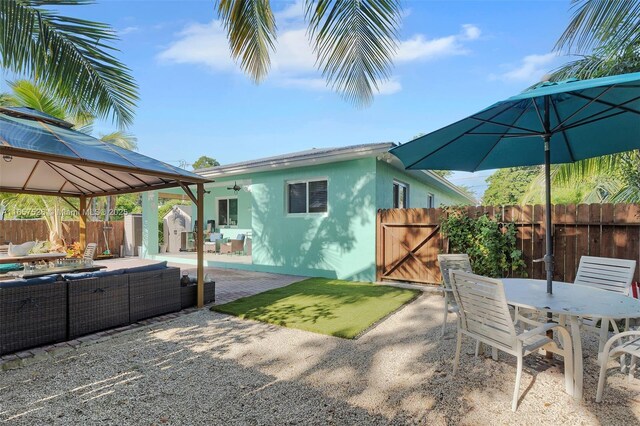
xmin=440 ymin=207 xmax=526 ymax=278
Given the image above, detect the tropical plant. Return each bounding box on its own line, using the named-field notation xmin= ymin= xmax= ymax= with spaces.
xmin=529 ymin=1 xmax=640 ymax=204
xmin=556 ymin=0 xmax=640 ymax=55
xmin=192 ymin=155 xmax=220 ymax=170
xmin=215 ymin=0 xmax=402 ymax=106
xmin=440 ymin=207 xmax=526 ymax=278
xmin=0 ymin=0 xmax=138 ymax=127
xmin=482 ymin=167 xmax=540 ymax=206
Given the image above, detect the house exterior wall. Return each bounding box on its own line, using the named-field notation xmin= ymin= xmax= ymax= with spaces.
xmin=142 ymin=156 xmax=469 ymax=282
xmin=248 ymin=157 xmax=377 ymax=281
xmin=375 ymin=161 xmax=469 ymax=209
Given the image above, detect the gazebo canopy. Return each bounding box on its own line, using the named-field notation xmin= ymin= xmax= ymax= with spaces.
xmin=0 ymin=107 xmax=208 ymax=197
xmin=0 ymin=106 xmax=211 ymax=307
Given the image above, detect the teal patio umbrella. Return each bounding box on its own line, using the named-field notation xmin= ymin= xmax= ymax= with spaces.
xmin=390 ymin=72 xmax=640 ymax=294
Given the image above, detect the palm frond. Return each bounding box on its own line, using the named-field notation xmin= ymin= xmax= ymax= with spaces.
xmin=4 ymin=79 xmax=95 ymax=128
xmin=549 ymin=46 xmax=640 ymax=81
xmin=216 ymin=0 xmax=277 ymax=83
xmin=306 ymin=0 xmax=401 ymax=106
xmin=7 ymin=79 xmax=67 ymax=119
xmin=0 ymin=0 xmax=138 ymax=127
xmin=99 ymin=130 xmax=138 ymax=151
xmin=556 ymin=0 xmax=640 ymax=53
xmin=553 ymin=155 xmax=620 ymax=186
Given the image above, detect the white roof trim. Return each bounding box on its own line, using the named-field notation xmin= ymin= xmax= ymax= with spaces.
xmin=198 ymin=143 xmax=394 ymax=178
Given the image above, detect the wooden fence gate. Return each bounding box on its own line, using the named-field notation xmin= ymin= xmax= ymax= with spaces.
xmin=376 ymin=204 xmax=640 ymax=285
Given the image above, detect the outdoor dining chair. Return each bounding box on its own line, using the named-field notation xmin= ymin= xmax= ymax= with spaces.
xmin=596 ymin=330 xmax=640 ymax=402
xmin=574 ymin=256 xmax=636 ymax=353
xmin=449 ymin=270 xmax=574 ymax=411
xmin=437 ymin=254 xmax=472 ymax=337
xmin=83 ymin=243 xmax=97 ymax=261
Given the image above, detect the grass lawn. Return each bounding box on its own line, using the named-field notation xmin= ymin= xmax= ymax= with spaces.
xmin=211 ymin=278 xmax=420 ymax=338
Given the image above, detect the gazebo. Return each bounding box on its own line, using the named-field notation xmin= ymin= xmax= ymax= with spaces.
xmin=0 ymin=107 xmax=211 ymax=307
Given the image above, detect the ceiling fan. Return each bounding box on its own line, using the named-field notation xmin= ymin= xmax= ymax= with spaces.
xmin=227 ymin=181 xmax=241 ymax=193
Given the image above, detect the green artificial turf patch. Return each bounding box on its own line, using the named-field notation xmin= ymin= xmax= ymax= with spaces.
xmin=211 ymin=278 xmax=420 ymax=338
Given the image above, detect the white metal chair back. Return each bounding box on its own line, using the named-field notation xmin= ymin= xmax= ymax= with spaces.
xmin=450 ymin=270 xmax=517 ymax=352
xmin=574 ymin=256 xmax=636 ymax=296
xmin=438 ymin=254 xmax=472 ymax=291
xmin=83 ymin=243 xmax=97 ymax=260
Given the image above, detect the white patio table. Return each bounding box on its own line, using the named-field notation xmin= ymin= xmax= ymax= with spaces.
xmin=502 ymin=278 xmax=640 ymax=400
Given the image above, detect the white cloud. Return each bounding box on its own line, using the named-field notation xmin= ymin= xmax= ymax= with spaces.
xmin=158 ymin=20 xmax=481 ymax=97
xmin=395 ymin=24 xmax=481 ymax=62
xmin=490 ymin=53 xmax=559 ymax=84
xmin=275 ymin=0 xmax=305 ymax=22
xmin=119 ymin=26 xmax=139 ymax=35
xmin=376 ymin=78 xmax=402 ymax=95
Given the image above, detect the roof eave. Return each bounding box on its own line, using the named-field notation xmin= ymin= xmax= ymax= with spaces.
xmin=197 ymin=143 xmax=396 ymax=178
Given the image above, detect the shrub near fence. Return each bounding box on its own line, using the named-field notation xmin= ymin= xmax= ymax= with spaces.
xmin=0 ymin=220 xmax=124 ymax=256
xmin=376 ymin=204 xmax=640 ymax=285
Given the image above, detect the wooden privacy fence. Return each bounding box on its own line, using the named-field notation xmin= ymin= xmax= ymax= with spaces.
xmin=376 ymin=204 xmax=640 ymax=285
xmin=0 ymin=220 xmax=125 ymax=256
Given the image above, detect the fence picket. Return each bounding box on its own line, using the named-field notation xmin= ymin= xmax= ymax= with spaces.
xmin=376 ymin=204 xmax=640 ymax=285
xmin=0 ymin=220 xmax=125 ymax=257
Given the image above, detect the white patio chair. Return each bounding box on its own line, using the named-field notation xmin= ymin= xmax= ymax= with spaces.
xmin=574 ymin=256 xmax=636 ymax=353
xmin=596 ymin=330 xmax=640 ymax=402
xmin=437 ymin=254 xmax=472 ymax=337
xmin=450 ymin=270 xmax=574 ymax=411
xmin=83 ymin=243 xmax=97 ymax=261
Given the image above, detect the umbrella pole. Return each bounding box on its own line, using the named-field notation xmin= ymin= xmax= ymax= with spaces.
xmin=544 ymin=134 xmax=553 ymax=295
xmin=542 ymin=94 xmax=554 ymax=295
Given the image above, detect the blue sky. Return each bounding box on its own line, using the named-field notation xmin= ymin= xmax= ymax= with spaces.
xmin=6 ymin=0 xmax=577 ymax=197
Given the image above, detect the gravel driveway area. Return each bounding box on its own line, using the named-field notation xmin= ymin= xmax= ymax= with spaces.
xmin=1 ymin=291 xmax=639 ymax=425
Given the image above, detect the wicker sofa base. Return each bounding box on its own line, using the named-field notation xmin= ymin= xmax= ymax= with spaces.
xmin=129 ymin=268 xmax=181 ymax=322
xmin=68 ymin=274 xmax=130 ymax=339
xmin=180 ymin=281 xmax=216 ymax=309
xmin=0 ymin=281 xmax=67 ymax=355
xmin=0 ymin=266 xmax=212 ymax=356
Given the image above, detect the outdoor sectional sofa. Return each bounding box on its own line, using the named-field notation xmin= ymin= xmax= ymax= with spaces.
xmin=0 ymin=262 xmax=215 ymax=356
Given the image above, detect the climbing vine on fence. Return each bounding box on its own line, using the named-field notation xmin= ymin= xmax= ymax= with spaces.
xmin=440 ymin=207 xmax=526 ymax=278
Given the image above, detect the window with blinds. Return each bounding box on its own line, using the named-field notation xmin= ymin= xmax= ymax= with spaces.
xmin=393 ymin=180 xmax=409 ymax=208
xmin=287 ymin=179 xmax=328 ymax=214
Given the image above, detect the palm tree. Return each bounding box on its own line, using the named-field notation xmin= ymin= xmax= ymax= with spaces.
xmin=0 ymin=0 xmax=138 ymax=127
xmin=0 ymin=79 xmax=139 ymax=238
xmin=523 ymin=1 xmax=640 ymax=204
xmin=215 ymin=0 xmax=402 ymax=106
xmin=556 ymin=0 xmax=640 ymax=55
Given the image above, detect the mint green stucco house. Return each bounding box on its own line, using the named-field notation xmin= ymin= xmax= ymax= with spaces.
xmin=142 ymin=143 xmax=473 ymax=281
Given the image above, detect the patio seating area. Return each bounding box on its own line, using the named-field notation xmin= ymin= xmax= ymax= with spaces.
xmin=1 ymin=287 xmax=638 ymax=424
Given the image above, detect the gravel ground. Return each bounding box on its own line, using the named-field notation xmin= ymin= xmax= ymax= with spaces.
xmin=1 ymin=292 xmax=639 ymax=425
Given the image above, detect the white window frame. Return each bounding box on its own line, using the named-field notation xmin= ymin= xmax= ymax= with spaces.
xmin=427 ymin=193 xmax=435 ymax=209
xmin=393 ymin=180 xmax=409 ymax=208
xmin=285 ymin=177 xmax=329 ymax=216
xmin=216 ymin=196 xmax=239 ymax=227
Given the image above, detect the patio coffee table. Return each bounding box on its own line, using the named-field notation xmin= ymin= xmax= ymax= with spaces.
xmin=503 ymin=278 xmax=640 ymax=400
xmin=8 ymin=264 xmax=106 ymax=279
xmin=0 ymin=252 xmax=66 ymax=265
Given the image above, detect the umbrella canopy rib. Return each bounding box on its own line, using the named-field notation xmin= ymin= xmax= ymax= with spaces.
xmin=550 ymin=97 xmax=576 ymax=162
xmin=405 ymin=102 xmax=519 ymax=169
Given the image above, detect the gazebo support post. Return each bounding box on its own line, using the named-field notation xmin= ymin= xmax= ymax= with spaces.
xmin=196 ymin=183 xmax=205 ymax=308
xmin=79 ymin=195 xmax=87 ymax=251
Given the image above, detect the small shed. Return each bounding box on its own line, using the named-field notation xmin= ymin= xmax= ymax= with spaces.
xmin=163 ymin=205 xmax=192 ymax=253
